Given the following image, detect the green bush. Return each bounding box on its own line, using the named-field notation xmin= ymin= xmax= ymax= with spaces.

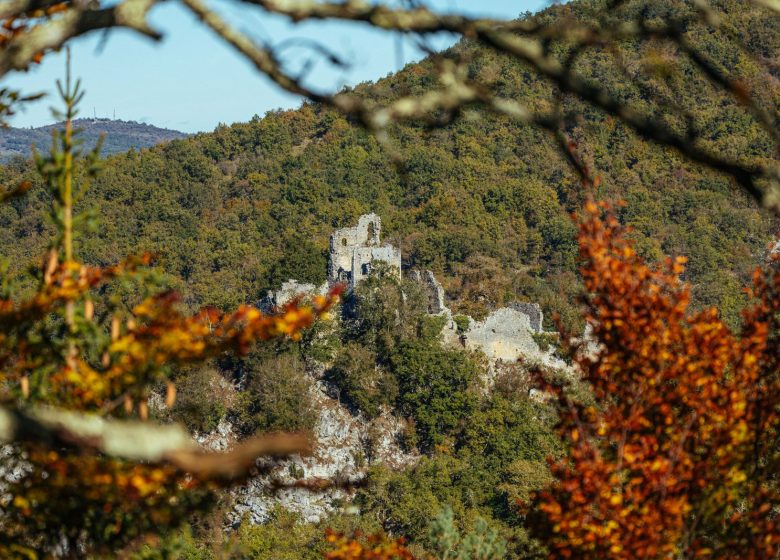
xmin=531 ymin=332 xmax=559 ymax=353
xmin=346 ymin=266 xmax=428 ymax=359
xmin=428 ymin=506 xmax=507 ymax=560
xmin=453 ymin=314 xmax=470 ymax=334
xmin=327 ymin=342 xmax=397 ymax=417
xmin=236 ymin=353 xmax=317 ymax=434
xmin=169 ymin=365 xmax=229 ymax=433
xmin=392 ymin=341 xmax=479 ymax=451
xmin=234 ymin=507 xmax=324 ymax=560
xmin=499 ymin=459 xmax=554 ymax=513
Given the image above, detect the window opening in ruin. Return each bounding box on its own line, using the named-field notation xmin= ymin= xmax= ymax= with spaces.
xmin=367 ymin=222 xmax=376 ymax=244
xmin=342 ymin=238 xmax=347 ymax=246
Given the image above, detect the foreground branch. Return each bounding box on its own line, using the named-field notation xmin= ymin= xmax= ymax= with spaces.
xmin=208 ymin=0 xmax=778 ymax=208
xmin=0 ymin=405 xmax=312 ymax=480
xmin=0 ymin=0 xmax=162 ymax=77
xmin=1 ymin=0 xmax=778 ymax=208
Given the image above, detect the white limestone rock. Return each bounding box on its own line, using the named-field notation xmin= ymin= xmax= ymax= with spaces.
xmin=231 ymin=380 xmax=417 ymax=524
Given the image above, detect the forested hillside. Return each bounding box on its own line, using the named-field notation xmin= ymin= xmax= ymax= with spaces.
xmin=0 ymin=0 xmax=775 ymax=332
xmin=1 ymin=0 xmax=779 ymax=558
xmin=0 ymin=118 xmax=186 ymax=161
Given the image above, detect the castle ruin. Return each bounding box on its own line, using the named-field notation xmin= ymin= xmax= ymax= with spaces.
xmin=265 ymin=213 xmax=560 ymax=367
xmin=328 ymin=213 xmax=401 ymax=289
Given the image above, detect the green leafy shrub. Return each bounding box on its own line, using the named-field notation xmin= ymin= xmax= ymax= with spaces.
xmin=428 ymin=506 xmax=507 ymax=560
xmin=327 ymin=342 xmax=398 ymax=417
xmin=453 ymin=314 xmax=470 ymax=334
xmin=235 ymin=353 xmax=317 ymax=434
xmin=234 ymin=507 xmax=324 ymax=560
xmin=530 ymin=332 xmax=559 ymax=353
xmin=169 ymin=365 xmax=230 ymax=433
xmin=392 ymin=341 xmax=479 ymax=452
xmin=345 ymin=267 xmax=428 ymax=357
xmin=498 ymin=459 xmax=554 ymax=513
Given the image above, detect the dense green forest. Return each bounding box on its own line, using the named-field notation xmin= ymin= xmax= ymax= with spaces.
xmin=1 ymin=0 xmax=779 ymax=557
xmin=1 ymin=0 xmax=776 ymax=330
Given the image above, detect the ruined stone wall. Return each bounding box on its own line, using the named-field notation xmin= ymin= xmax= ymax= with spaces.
xmin=460 ymin=308 xmax=538 ymax=361
xmin=350 ymin=246 xmax=402 ymax=285
xmin=260 ymin=280 xmax=327 ymax=312
xmin=328 ymin=213 xmax=400 ymax=288
xmin=509 ymin=302 xmax=544 ymax=333
xmin=409 ymin=269 xmax=450 ymax=315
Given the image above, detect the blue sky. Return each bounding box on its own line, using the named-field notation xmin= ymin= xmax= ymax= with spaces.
xmin=6 ymin=1 xmax=554 ymax=132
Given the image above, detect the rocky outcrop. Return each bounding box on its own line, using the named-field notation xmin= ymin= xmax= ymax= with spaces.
xmin=195 ymin=418 xmax=238 ymax=452
xmin=0 ymin=445 xmax=29 ymax=495
xmin=409 ymin=269 xmax=450 ymax=316
xmin=231 ymin=380 xmax=417 ymax=524
xmin=261 ymin=279 xmax=327 ymax=311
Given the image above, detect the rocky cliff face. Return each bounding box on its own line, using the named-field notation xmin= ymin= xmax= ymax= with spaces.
xmin=205 ymin=377 xmax=418 ymax=524
xmin=0 ymin=445 xmax=29 ymax=497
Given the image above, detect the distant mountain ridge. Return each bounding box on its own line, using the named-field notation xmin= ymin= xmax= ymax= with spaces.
xmin=0 ymin=118 xmax=187 ymax=160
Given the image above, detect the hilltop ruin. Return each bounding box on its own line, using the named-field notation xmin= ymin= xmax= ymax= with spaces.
xmin=265 ymin=213 xmax=560 ymax=367
xmin=244 ymin=214 xmax=565 ymax=523
xmin=328 ymin=213 xmax=401 ymax=288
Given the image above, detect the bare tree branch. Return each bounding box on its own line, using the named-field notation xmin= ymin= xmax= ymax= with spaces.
xmin=180 ymin=0 xmax=329 ymax=104
xmin=474 ymin=27 xmax=771 ymax=204
xmin=0 ymin=0 xmax=162 ymax=78
xmin=181 ymin=0 xmax=776 ymax=207
xmin=244 ymin=0 xmax=537 ymax=34
xmin=181 ymin=0 xmax=533 ymax=146
xmin=755 ymin=0 xmax=780 ymax=16
xmin=0 ymin=405 xmax=312 ymax=480
xmin=0 ymin=0 xmax=66 ymax=20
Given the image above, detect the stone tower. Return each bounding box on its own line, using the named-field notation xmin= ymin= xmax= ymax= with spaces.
xmin=328 ymin=213 xmax=401 ymax=288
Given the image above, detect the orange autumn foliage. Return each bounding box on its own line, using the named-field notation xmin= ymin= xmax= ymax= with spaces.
xmin=0 ymin=68 xmax=345 ymax=556
xmin=0 ymin=257 xmax=342 ymax=554
xmin=324 ymin=530 xmax=415 ymax=560
xmin=0 ymin=251 xmax=342 ymax=408
xmin=534 ymin=200 xmax=780 ymax=558
xmin=0 ymin=1 xmax=70 ymax=61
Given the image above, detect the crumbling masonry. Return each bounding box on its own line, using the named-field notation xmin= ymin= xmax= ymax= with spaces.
xmin=267 ymin=213 xmax=560 ymax=366
xmin=328 ymin=213 xmax=401 ymax=289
